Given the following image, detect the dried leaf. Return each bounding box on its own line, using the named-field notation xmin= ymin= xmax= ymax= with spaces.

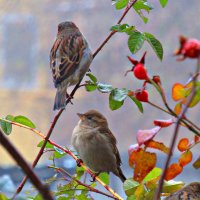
xmin=179 ymin=150 xmax=193 ymax=167
xmin=145 ymin=140 xmax=169 ymax=154
xmin=165 ymin=163 xmax=183 ymax=181
xmin=129 ymin=149 xmax=157 ymax=182
xmin=172 ymin=83 xmax=186 ymax=101
xmin=177 ymin=138 xmax=190 ymax=152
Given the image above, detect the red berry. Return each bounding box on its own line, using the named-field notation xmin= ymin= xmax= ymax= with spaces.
xmin=133 ymin=63 xmax=149 ymax=80
xmin=182 ymin=39 xmax=200 ymax=58
xmin=135 ymin=90 xmax=149 ymax=102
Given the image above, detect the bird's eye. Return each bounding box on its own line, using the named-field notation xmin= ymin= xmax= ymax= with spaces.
xmin=58 ymin=25 xmax=62 ymax=32
xmin=87 ymin=116 xmax=92 ymax=120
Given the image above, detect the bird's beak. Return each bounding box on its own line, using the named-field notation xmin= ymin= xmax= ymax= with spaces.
xmin=77 ymin=113 xmax=85 ymax=120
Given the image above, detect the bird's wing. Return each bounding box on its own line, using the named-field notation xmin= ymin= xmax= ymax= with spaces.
xmin=50 ymin=33 xmax=86 ymax=87
xmin=98 ymin=127 xmax=122 ymax=166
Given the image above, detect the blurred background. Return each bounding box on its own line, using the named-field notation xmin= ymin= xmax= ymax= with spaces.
xmin=0 ymin=0 xmax=199 ymax=199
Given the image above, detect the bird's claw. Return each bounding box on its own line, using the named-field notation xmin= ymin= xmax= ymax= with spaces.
xmin=76 ymin=159 xmax=83 ymax=167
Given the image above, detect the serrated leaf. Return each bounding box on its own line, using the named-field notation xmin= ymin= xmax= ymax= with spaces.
xmin=123 ymin=178 xmax=139 ymax=196
xmin=86 ymin=73 xmax=97 ymax=83
xmin=128 ymin=32 xmax=145 ymax=54
xmin=99 ymin=172 xmax=110 ymax=185
xmin=97 ymin=83 xmax=113 ymax=93
xmin=115 ymin=0 xmax=128 ymax=10
xmin=14 ymin=115 xmax=36 ymax=128
xmin=144 ymin=32 xmax=163 ymax=61
xmin=159 ymin=0 xmax=168 ymax=7
xmin=128 ymin=95 xmax=143 ymax=113
xmin=85 ymin=84 xmax=97 ymax=92
xmin=37 ymin=140 xmax=54 ymax=149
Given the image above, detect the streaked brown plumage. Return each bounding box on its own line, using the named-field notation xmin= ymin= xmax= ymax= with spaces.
xmin=50 ymin=21 xmax=93 ymax=110
xmin=71 ymin=110 xmax=126 ymax=182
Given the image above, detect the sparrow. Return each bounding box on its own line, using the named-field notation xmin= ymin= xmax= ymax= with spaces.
xmin=71 ymin=110 xmax=126 ymax=182
xmin=50 ymin=21 xmax=93 ymax=110
xmin=164 ymin=182 xmax=200 ymax=200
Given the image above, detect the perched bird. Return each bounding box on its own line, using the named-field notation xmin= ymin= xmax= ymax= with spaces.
xmin=50 ymin=21 xmax=93 ymax=110
xmin=71 ymin=110 xmax=126 ymax=182
xmin=164 ymin=182 xmax=200 ymax=200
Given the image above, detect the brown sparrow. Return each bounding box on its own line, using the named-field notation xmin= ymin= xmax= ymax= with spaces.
xmin=50 ymin=21 xmax=93 ymax=110
xmin=71 ymin=110 xmax=126 ymax=182
xmin=164 ymin=182 xmax=200 ymax=200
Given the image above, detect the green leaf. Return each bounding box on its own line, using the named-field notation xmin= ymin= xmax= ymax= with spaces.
xmin=14 ymin=115 xmax=36 ymax=128
xmin=115 ymin=0 xmax=128 ymax=10
xmin=0 ymin=115 xmax=13 ymax=135
xmin=109 ymin=88 xmax=128 ymax=110
xmin=193 ymin=156 xmax=200 ymax=169
xmin=127 ymin=195 xmax=136 ymax=200
xmin=99 ymin=172 xmax=110 ymax=185
xmin=144 ymin=32 xmax=163 ymax=61
xmin=123 ymin=178 xmax=140 ymax=196
xmin=162 ymin=180 xmax=184 ymax=193
xmin=110 ymin=24 xmax=135 ymax=34
xmin=143 ymin=167 xmax=162 ymax=183
xmin=76 ymin=166 xmax=85 ymax=180
xmin=97 ymin=83 xmax=113 ymax=93
xmin=159 ymin=0 xmax=168 ymax=7
xmin=128 ymin=32 xmax=145 ymax=54
xmin=53 ymin=146 xmax=66 ymax=158
xmin=128 ymin=95 xmax=143 ymax=113
xmin=0 ymin=193 xmax=9 ymax=200
xmin=133 ymin=0 xmax=153 ymax=12
xmin=57 ymin=197 xmax=70 ymax=200
xmin=33 ymin=193 xmax=43 ymax=200
xmin=86 ymin=73 xmax=97 ymax=83
xmin=85 ymin=84 xmax=97 ymax=92
xmin=132 ymin=0 xmax=153 ymax=24
xmin=37 ymin=140 xmax=54 ymax=149
xmin=188 ymin=82 xmax=200 ymax=107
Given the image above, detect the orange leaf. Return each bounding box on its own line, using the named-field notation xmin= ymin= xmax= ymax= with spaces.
xmin=153 ymin=119 xmax=174 ymax=128
xmin=178 ymin=138 xmax=190 ymax=152
xmin=129 ymin=149 xmax=140 ymax=168
xmin=129 ymin=149 xmax=157 ymax=182
xmin=172 ymin=83 xmax=186 ymax=101
xmin=136 ymin=126 xmax=161 ymax=146
xmin=174 ymin=102 xmax=182 ymax=115
xmin=194 ymin=135 xmax=200 ymax=143
xmin=145 ymin=140 xmax=169 ymax=154
xmin=128 ymin=144 xmax=140 ymax=156
xmin=179 ymin=150 xmax=193 ymax=167
xmin=165 ymin=163 xmax=183 ymax=181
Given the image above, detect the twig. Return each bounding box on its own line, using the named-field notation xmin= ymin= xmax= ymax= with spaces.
xmin=0 ymin=130 xmax=54 ymax=200
xmin=0 ymin=118 xmax=123 ymax=200
xmin=13 ymin=1 xmax=138 ymax=198
xmin=154 ymin=56 xmax=200 ymax=200
xmin=49 ymin=166 xmax=117 ymax=199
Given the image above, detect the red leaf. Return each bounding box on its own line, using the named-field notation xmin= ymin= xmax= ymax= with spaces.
xmin=165 ymin=163 xmax=183 ymax=181
xmin=128 ymin=144 xmax=140 ymax=156
xmin=137 ymin=126 xmax=161 ymax=146
xmin=153 ymin=119 xmax=174 ymax=128
xmin=179 ymin=150 xmax=193 ymax=167
xmin=194 ymin=135 xmax=199 ymax=143
xmin=178 ymin=138 xmax=190 ymax=152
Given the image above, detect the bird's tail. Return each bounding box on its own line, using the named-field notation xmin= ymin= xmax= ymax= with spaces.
xmin=53 ymin=86 xmax=67 ymax=110
xmin=117 ymin=167 xmax=126 ymax=182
